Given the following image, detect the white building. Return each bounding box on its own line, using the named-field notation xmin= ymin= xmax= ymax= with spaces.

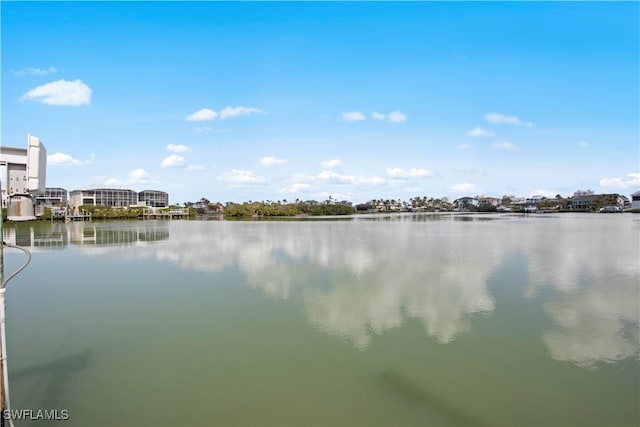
xmin=631 ymin=191 xmax=640 ymax=209
xmin=70 ymin=187 xmax=139 ymax=208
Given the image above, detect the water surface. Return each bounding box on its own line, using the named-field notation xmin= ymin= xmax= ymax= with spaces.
xmin=2 ymin=213 xmax=638 ymax=426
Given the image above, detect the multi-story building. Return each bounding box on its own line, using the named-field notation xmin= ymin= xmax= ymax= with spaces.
xmin=454 ymin=197 xmax=479 ymax=211
xmin=631 ymin=191 xmax=640 ymax=210
xmin=568 ymin=193 xmax=628 ymax=211
xmin=69 ymin=187 xmax=139 ymax=208
xmin=138 ymin=190 xmax=169 ymax=207
xmin=35 ymin=187 xmax=68 ymax=207
xmin=477 ymin=196 xmax=500 ymax=207
xmin=569 ymin=194 xmax=600 ymax=210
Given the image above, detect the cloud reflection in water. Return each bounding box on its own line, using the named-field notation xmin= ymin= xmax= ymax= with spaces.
xmin=65 ymin=215 xmax=639 ymax=365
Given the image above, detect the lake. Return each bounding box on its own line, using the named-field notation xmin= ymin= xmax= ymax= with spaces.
xmin=2 ymin=213 xmax=638 ymax=426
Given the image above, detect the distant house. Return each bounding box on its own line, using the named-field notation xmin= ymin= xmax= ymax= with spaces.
xmin=618 ymin=195 xmax=630 ymax=209
xmin=526 ymin=195 xmax=547 ymax=206
xmin=510 ymin=197 xmax=526 ymax=207
xmin=569 ymin=194 xmax=600 ymax=210
xmin=631 ymin=191 xmax=640 ymax=209
xmin=477 ymin=196 xmax=500 ymax=207
xmin=454 ymin=197 xmax=478 ymax=211
xmin=568 ymin=193 xmax=627 ymax=211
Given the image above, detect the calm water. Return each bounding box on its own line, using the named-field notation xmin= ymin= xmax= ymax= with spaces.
xmin=2 ymin=213 xmax=639 ymax=426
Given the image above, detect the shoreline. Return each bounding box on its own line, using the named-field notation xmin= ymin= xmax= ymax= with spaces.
xmin=6 ymin=209 xmax=636 ymax=223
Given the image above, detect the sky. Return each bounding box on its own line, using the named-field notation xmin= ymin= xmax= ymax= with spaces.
xmin=1 ymin=1 xmax=638 ymax=205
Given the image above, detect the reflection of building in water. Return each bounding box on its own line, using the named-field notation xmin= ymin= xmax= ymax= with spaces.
xmin=68 ymin=223 xmax=169 ymax=246
xmin=2 ymin=222 xmax=169 ymax=249
xmin=3 ymin=223 xmax=68 ymax=249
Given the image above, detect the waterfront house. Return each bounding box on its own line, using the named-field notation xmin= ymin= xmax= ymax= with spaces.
xmin=454 ymin=197 xmax=479 ymax=211
xmin=477 ymin=196 xmax=500 ymax=207
xmin=568 ymin=192 xmax=628 ymax=211
xmin=631 ymin=191 xmax=640 ymax=209
xmin=569 ymin=194 xmax=600 ymax=210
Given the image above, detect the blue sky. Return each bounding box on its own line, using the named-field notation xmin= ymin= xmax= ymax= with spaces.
xmin=2 ymin=1 xmax=638 ymax=204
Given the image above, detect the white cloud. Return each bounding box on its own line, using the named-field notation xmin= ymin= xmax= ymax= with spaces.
xmin=386 ymin=167 xmax=431 ymax=178
xmin=467 ymin=127 xmax=495 ymax=137
xmin=341 ymin=111 xmax=366 ymax=122
xmin=310 ymin=191 xmax=355 ymax=201
xmin=47 ymin=152 xmax=86 ymax=166
xmin=260 ymin=156 xmax=286 ymax=166
xmin=450 ymin=167 xmax=486 ymax=176
xmin=371 ymin=111 xmax=407 ymax=123
xmin=103 ymin=169 xmax=154 ymax=186
xmin=317 ymin=170 xmax=387 ymax=186
xmin=577 ymin=141 xmax=591 ymax=147
xmin=388 ymin=111 xmax=407 ymax=123
xmin=186 ymin=164 xmax=205 ymax=172
xmin=404 ymin=186 xmax=424 ymax=193
xmin=458 ymin=144 xmax=474 ymax=150
xmin=128 ymin=168 xmax=152 ymax=184
xmin=530 ymin=189 xmax=557 ymax=198
xmin=12 ymin=67 xmax=57 ymax=76
xmin=166 ymin=143 xmax=191 ymax=153
xmin=279 ymin=183 xmax=311 ymax=194
xmin=448 ymin=182 xmax=477 ymax=193
xmin=219 ymin=106 xmax=265 ymax=119
xmin=493 ymin=141 xmax=518 ymax=151
xmin=105 ymin=177 xmax=123 ymax=186
xmin=291 ymin=173 xmax=316 ymax=183
xmin=186 ymin=106 xmax=264 ymax=121
xmin=185 ymin=108 xmax=218 ymax=121
xmin=20 ymin=79 xmax=91 ymax=106
xmin=321 ymin=158 xmax=342 ymax=169
xmin=218 ymin=169 xmax=265 ymax=186
xmin=160 ymin=154 xmax=186 ymax=168
xmin=599 ymin=173 xmax=640 ymax=189
xmin=484 ymin=112 xmax=533 ymax=127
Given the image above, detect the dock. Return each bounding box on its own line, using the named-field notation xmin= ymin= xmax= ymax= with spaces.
xmin=65 ymin=210 xmax=92 ymax=222
xmin=141 ymin=208 xmax=189 ymax=220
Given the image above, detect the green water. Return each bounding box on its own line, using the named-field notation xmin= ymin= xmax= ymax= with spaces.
xmin=2 ymin=214 xmax=638 ymax=426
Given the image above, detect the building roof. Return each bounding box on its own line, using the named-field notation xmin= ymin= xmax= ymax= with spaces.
xmin=70 ymin=186 xmax=137 ymax=193
xmin=139 ymin=189 xmax=168 ymax=194
xmin=570 ymin=195 xmax=599 ymax=201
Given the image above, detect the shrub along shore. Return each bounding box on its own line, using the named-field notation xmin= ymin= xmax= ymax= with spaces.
xmin=223 ymin=201 xmax=355 ymax=217
xmin=25 ymin=202 xmax=354 ymax=221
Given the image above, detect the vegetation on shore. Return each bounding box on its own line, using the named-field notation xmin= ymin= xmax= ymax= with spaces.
xmin=223 ymin=201 xmax=355 ymax=218
xmin=8 ymin=190 xmax=632 ymax=223
xmin=38 ymin=205 xmax=196 ymax=220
